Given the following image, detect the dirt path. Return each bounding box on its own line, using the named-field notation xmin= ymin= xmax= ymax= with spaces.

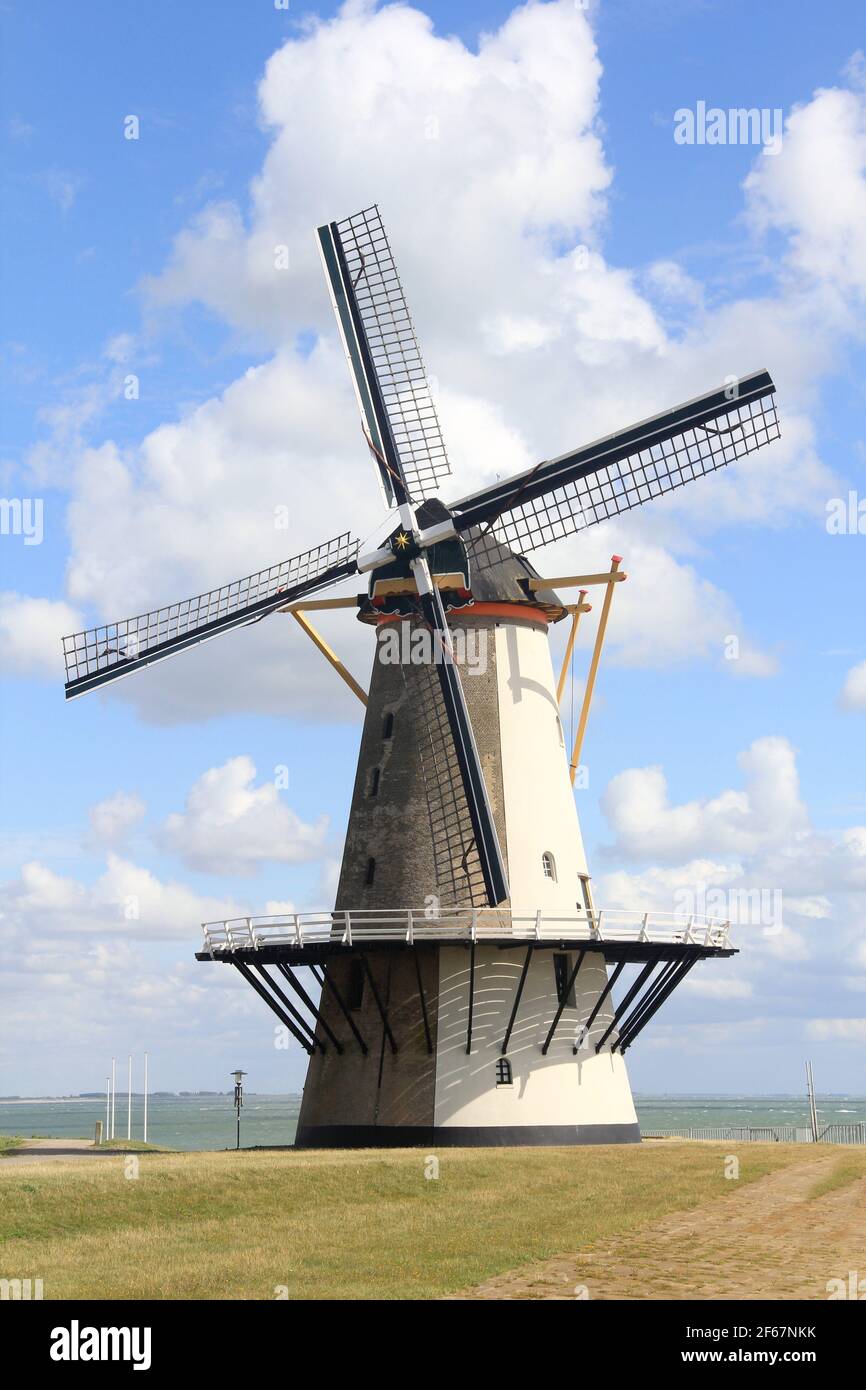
xmin=459 ymin=1155 xmax=866 ymax=1300
xmin=2 ymin=1139 xmax=117 ymax=1163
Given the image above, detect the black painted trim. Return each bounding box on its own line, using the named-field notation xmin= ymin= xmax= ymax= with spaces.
xmin=295 ymin=1122 xmax=641 ymax=1149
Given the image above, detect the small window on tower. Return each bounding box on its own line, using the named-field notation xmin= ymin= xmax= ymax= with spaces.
xmin=382 ymin=711 xmax=395 ymax=739
xmin=347 ymin=958 xmax=365 ymax=1011
xmin=542 ymin=851 xmax=557 ymax=881
xmin=495 ymin=1057 xmax=513 ymax=1087
xmin=369 ymin=767 xmax=381 ymax=797
xmin=365 ymin=857 xmax=376 ymax=886
xmin=554 ymin=953 xmax=577 ymax=1008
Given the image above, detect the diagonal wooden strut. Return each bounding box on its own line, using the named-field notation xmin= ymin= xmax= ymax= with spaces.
xmin=501 ymin=945 xmax=534 ymax=1055
xmin=595 ymin=957 xmax=658 ymax=1053
xmin=362 ymin=956 xmax=397 ymax=1054
xmin=556 ymin=594 xmax=589 ymax=703
xmin=465 ymin=943 xmax=476 ymax=1055
xmin=574 ymin=959 xmax=626 ymax=1054
xmin=414 ymin=952 xmax=434 ymax=1055
xmin=321 ymin=965 xmax=368 ymax=1055
xmin=275 ymin=963 xmax=344 ymax=1054
xmin=541 ymin=949 xmax=586 ymax=1054
xmin=232 ymin=960 xmax=314 ymax=1055
xmin=618 ymin=955 xmax=699 ymax=1053
xmin=611 ymin=959 xmax=681 ymax=1053
xmin=287 ymin=609 xmax=368 ymax=706
xmin=569 ymin=555 xmax=624 ymax=784
xmin=253 ymin=965 xmax=324 ymax=1053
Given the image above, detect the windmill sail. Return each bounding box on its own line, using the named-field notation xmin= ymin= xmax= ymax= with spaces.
xmin=450 ymin=370 xmax=779 ymax=565
xmin=318 ymin=206 xmax=451 ymax=503
xmin=62 ymin=532 xmax=359 ymax=699
xmin=320 ymin=205 xmax=505 ymax=905
xmin=414 ymin=580 xmax=509 ymax=906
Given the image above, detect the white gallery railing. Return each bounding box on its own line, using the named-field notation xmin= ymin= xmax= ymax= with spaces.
xmin=200 ymin=908 xmax=732 ymax=955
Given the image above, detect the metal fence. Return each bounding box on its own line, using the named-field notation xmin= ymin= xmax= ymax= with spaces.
xmin=201 ymin=906 xmax=733 ymax=955
xmin=642 ymin=1124 xmax=866 ymax=1146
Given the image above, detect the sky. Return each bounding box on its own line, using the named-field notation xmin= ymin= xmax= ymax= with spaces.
xmin=1 ymin=0 xmax=865 ymax=1100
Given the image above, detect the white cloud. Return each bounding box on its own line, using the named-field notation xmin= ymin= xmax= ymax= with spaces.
xmin=159 ymin=755 xmax=328 ymax=876
xmin=682 ymin=976 xmax=753 ymax=1000
xmin=744 ymin=79 xmax=866 ymax=298
xmin=9 ymin=3 xmax=866 ymax=728
xmin=1 ymin=855 xmax=241 ymax=942
xmin=600 ymin=735 xmax=807 ymax=862
xmin=840 ymin=658 xmax=866 ymax=710
xmin=0 ymin=593 xmax=82 ymax=678
xmin=88 ymin=791 xmax=147 ymax=846
xmin=805 ymin=1017 xmax=866 ymax=1041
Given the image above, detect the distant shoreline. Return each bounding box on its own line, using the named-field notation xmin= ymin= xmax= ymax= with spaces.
xmin=2 ymin=1091 xmax=863 ymax=1104
xmin=0 ymin=1093 xmax=303 ymax=1104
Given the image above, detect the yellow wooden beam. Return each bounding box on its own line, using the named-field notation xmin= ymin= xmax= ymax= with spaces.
xmin=281 ymin=595 xmax=360 ymax=612
xmin=569 ymin=556 xmax=624 ymax=785
xmin=527 ymin=570 xmax=627 ymax=591
xmin=556 ymin=592 xmax=589 ymax=703
xmin=290 ymin=610 xmax=368 ymax=707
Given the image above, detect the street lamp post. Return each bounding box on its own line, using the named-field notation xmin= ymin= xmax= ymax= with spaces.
xmin=232 ymin=1070 xmax=247 ymax=1151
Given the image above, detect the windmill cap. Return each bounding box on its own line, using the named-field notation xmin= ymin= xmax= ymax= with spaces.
xmin=611 ymin=554 xmax=623 ymax=565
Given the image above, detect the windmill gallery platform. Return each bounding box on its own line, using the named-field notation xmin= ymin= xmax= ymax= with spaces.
xmin=197 ymin=908 xmax=735 ymax=1147
xmin=64 ymin=205 xmax=778 ymax=1147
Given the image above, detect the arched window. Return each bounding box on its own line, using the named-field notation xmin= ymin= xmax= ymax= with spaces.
xmin=365 ymin=857 xmax=376 ymax=886
xmin=556 ymin=714 xmax=565 ymax=748
xmin=369 ymin=767 xmax=380 ymax=797
xmin=382 ymin=711 xmax=395 ymax=739
xmin=542 ymin=851 xmax=557 ymax=882
xmin=495 ymin=1057 xmax=513 ymax=1087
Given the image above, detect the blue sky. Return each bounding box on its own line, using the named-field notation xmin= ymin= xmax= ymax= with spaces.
xmin=2 ymin=0 xmax=865 ymax=1100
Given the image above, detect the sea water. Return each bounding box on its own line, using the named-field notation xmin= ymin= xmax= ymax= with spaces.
xmin=2 ymin=1093 xmax=865 ymax=1151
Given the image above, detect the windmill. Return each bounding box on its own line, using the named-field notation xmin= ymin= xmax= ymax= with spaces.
xmin=63 ymin=206 xmax=780 ymax=1146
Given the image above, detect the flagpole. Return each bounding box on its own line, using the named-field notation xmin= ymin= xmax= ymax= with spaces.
xmin=110 ymin=1057 xmax=116 ymax=1139
xmin=143 ymin=1052 xmax=148 ymax=1144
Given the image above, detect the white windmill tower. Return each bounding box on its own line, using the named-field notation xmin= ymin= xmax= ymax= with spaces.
xmin=63 ymin=206 xmax=780 ymax=1146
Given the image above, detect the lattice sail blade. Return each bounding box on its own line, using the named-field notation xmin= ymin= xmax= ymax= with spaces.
xmin=451 ymin=370 xmax=779 ymax=566
xmin=318 ymin=205 xmax=451 ymax=502
xmin=414 ymin=578 xmax=509 ymax=907
xmin=63 ymin=533 xmax=360 ymax=700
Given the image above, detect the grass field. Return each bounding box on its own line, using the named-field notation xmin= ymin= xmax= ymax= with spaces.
xmin=1 ymin=1141 xmax=859 ymax=1300
xmin=0 ymin=1136 xmax=24 ymax=1154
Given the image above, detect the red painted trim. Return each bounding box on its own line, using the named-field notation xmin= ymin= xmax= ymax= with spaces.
xmin=375 ymin=602 xmax=550 ymax=626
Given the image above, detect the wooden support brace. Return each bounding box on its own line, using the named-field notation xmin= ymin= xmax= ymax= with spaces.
xmin=569 ymin=555 xmax=624 ymax=785
xmin=556 ymin=591 xmax=589 ymax=704
xmin=281 ymin=596 xmax=362 ymax=612
xmin=527 ymin=570 xmax=628 ymax=591
xmin=289 ymin=609 xmax=368 ymax=707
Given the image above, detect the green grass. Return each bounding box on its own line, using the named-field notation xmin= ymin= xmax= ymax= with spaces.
xmin=0 ymin=1137 xmax=24 ymax=1154
xmin=0 ymin=1141 xmax=837 ymax=1300
xmin=807 ymin=1153 xmax=866 ymax=1201
xmin=94 ymin=1139 xmax=172 ymax=1153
